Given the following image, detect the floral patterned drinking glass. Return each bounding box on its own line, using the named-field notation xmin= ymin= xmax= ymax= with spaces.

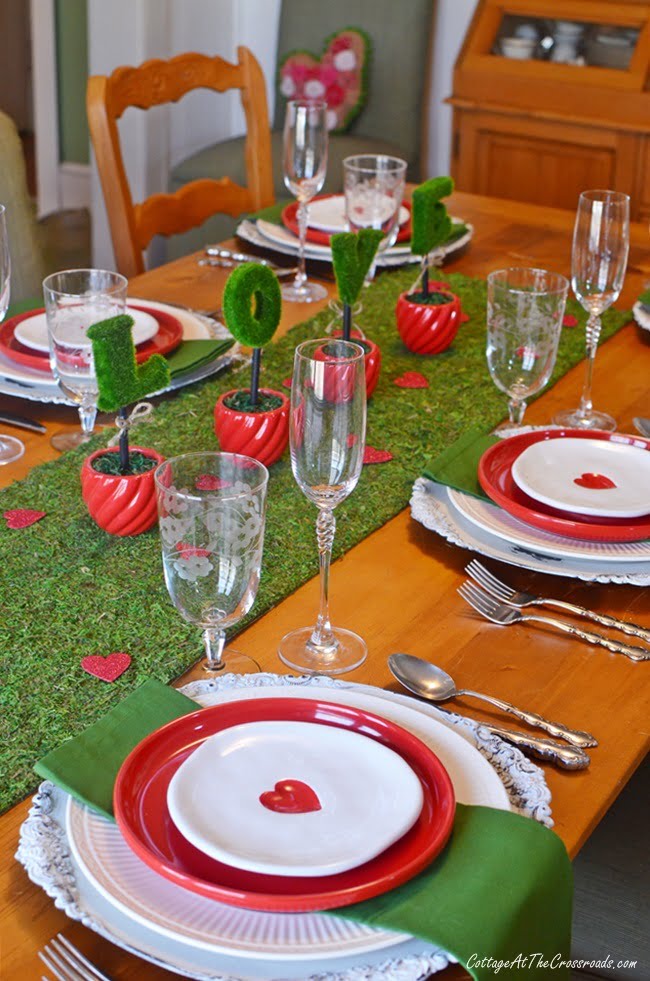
xmin=154 ymin=452 xmax=268 ymax=674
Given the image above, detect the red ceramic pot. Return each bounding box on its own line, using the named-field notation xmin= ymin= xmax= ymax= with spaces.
xmin=396 ymin=286 xmax=462 ymax=355
xmin=214 ymin=389 xmax=289 ymax=467
xmin=333 ymin=330 xmax=382 ymax=398
xmin=81 ymin=446 xmax=164 ymax=536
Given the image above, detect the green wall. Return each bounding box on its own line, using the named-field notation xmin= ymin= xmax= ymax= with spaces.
xmin=55 ymin=0 xmax=89 ymax=164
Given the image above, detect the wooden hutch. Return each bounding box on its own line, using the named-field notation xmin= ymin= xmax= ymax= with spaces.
xmin=449 ymin=0 xmax=650 ymax=220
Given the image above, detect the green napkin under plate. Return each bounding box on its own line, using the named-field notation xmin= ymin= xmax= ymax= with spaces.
xmin=35 ymin=679 xmax=572 ymax=980
xmin=423 ymin=428 xmax=500 ymax=501
xmin=165 ymin=337 xmax=233 ymax=379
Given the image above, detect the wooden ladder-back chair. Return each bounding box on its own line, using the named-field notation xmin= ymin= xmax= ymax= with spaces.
xmin=87 ymin=47 xmax=274 ymax=278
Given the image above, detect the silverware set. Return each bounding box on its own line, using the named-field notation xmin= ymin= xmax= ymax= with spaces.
xmin=460 ymin=560 xmax=650 ymax=662
xmin=40 ymin=933 xmax=111 ymax=981
xmin=199 ymin=247 xmax=299 ymax=278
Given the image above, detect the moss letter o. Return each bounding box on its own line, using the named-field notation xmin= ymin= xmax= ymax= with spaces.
xmin=222 ymin=263 xmax=282 ymax=348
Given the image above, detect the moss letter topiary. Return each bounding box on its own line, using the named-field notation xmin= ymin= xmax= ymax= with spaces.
xmin=331 ymin=228 xmax=384 ymax=306
xmin=87 ymin=315 xmax=171 ymax=413
xmin=411 ymin=176 xmax=455 ymax=257
xmin=222 ymin=263 xmax=282 ymax=348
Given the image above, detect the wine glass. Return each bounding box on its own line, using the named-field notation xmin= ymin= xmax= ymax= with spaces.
xmin=0 ymin=205 xmax=25 ymax=465
xmin=278 ymin=338 xmax=367 ymax=675
xmin=343 ymin=155 xmax=407 ymax=282
xmin=487 ymin=267 xmax=568 ymax=428
xmin=43 ymin=269 xmax=128 ymax=451
xmin=282 ymin=99 xmax=329 ymax=303
xmin=154 ymin=452 xmax=268 ymax=674
xmin=554 ymin=190 xmax=630 ymax=431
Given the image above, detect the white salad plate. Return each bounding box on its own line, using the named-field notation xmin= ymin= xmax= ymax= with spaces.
xmin=167 ymin=719 xmax=424 ymax=877
xmin=511 ymin=437 xmax=650 ymax=518
xmin=307 ymin=195 xmax=409 ymax=234
xmin=13 ymin=305 xmax=160 ymax=353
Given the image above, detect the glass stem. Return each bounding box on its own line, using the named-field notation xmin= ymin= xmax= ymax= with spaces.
xmin=578 ymin=313 xmax=601 ymax=419
xmin=293 ymin=200 xmax=308 ymax=292
xmin=203 ymin=627 xmax=226 ymax=672
xmin=78 ymin=399 xmax=97 ymax=438
xmin=508 ymin=398 xmax=527 ymax=425
xmin=308 ymin=508 xmax=338 ymax=654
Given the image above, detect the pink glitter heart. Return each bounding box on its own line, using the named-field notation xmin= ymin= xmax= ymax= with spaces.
xmin=81 ymin=652 xmax=132 ymax=682
xmin=4 ymin=509 xmax=46 ymax=529
xmin=363 ymin=446 xmax=393 ymax=465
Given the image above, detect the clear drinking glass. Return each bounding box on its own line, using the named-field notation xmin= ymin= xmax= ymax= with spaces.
xmin=0 ymin=204 xmax=25 ymax=465
xmin=43 ymin=269 xmax=128 ymax=451
xmin=278 ymin=338 xmax=367 ymax=675
xmin=343 ymin=155 xmax=407 ymax=283
xmin=554 ymin=189 xmax=630 ymax=431
xmin=487 ymin=267 xmax=569 ymax=428
xmin=282 ymin=99 xmax=328 ymax=303
xmin=154 ymin=452 xmax=268 ymax=674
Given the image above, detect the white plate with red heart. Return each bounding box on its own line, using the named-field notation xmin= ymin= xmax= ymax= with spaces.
xmin=167 ymin=719 xmax=424 ymax=878
xmin=511 ymin=435 xmax=650 ymax=519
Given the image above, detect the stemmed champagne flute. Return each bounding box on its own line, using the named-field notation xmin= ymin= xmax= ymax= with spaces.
xmin=155 ymin=452 xmax=268 ymax=674
xmin=343 ymin=155 xmax=407 ymax=283
xmin=0 ymin=204 xmax=25 ymax=464
xmin=282 ymin=99 xmax=328 ymax=303
xmin=486 ymin=267 xmax=568 ymax=428
xmin=43 ymin=269 xmax=128 ymax=451
xmin=279 ymin=339 xmax=367 ymax=675
xmin=554 ymin=190 xmax=630 ymax=431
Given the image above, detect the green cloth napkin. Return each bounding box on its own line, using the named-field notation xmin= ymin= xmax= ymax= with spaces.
xmin=423 ymin=428 xmax=500 ymax=501
xmin=34 ymin=679 xmax=572 ymax=980
xmin=164 ymin=337 xmax=233 ymax=379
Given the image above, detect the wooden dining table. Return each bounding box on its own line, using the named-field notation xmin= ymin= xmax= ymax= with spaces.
xmin=1 ymin=190 xmax=649 ymax=980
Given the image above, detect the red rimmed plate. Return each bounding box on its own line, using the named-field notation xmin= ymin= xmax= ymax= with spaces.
xmin=281 ymin=194 xmax=412 ymax=246
xmin=0 ymin=304 xmax=184 ymax=373
xmin=114 ymin=697 xmax=455 ymax=913
xmin=478 ymin=429 xmax=650 ymax=543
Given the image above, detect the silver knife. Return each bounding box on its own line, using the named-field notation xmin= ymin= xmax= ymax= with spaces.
xmin=478 ymin=723 xmax=590 ymax=770
xmin=0 ymin=411 xmax=46 ymax=433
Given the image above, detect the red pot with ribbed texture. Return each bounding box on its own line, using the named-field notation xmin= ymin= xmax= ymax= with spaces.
xmin=81 ymin=446 xmax=164 ymax=536
xmin=396 ymin=288 xmax=462 ymax=355
xmin=214 ymin=389 xmax=289 ymax=467
xmin=333 ymin=330 xmax=382 ymax=398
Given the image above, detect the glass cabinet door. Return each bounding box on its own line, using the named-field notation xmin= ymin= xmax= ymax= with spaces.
xmin=491 ymin=13 xmax=640 ymax=69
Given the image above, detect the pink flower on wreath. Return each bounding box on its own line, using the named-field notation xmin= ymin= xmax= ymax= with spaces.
xmin=326 ymin=82 xmax=345 ymax=108
xmin=289 ymin=62 xmax=310 ymax=85
xmin=319 ymin=63 xmax=339 ymax=86
xmin=331 ymin=36 xmax=351 ymax=54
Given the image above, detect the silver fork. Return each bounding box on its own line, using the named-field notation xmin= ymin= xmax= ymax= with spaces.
xmin=466 ymin=559 xmax=650 ymax=646
xmin=39 ymin=934 xmax=112 ymax=981
xmin=458 ymin=580 xmax=650 ymax=663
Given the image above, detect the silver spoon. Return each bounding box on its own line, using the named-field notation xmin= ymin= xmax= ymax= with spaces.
xmin=388 ymin=653 xmax=597 ymax=748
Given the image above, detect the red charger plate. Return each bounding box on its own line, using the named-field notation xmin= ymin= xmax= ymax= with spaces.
xmin=478 ymin=428 xmax=650 ymax=543
xmin=281 ymin=194 xmax=412 ymax=246
xmin=0 ymin=304 xmax=184 ymax=373
xmin=114 ymin=697 xmax=456 ymax=913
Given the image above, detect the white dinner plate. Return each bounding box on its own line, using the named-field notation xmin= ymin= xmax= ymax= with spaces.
xmin=167 ymin=719 xmax=424 ymax=877
xmin=65 ymin=680 xmax=511 ymax=965
xmin=511 ymin=437 xmax=650 ymax=518
xmin=308 ymin=195 xmax=409 ymax=234
xmin=13 ymin=305 xmax=160 ymax=353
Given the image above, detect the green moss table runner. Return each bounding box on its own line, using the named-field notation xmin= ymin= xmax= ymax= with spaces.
xmin=0 ymin=267 xmax=629 ymax=813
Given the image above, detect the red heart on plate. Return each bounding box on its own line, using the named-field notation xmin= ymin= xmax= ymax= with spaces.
xmin=363 ymin=446 xmax=393 ymax=465
xmin=393 ymin=371 xmax=429 ymax=389
xmin=81 ymin=651 xmax=132 ymax=682
xmin=4 ymin=508 xmax=46 ymax=529
xmin=259 ymin=779 xmax=322 ymax=814
xmin=573 ymin=472 xmax=617 ymax=490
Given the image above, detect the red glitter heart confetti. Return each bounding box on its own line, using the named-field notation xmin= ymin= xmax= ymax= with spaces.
xmin=282 ymin=377 xmax=292 ymax=390
xmin=460 ymin=312 xmax=470 ymax=324
xmin=195 ymin=474 xmax=230 ymax=491
xmin=393 ymin=372 xmax=429 ymax=389
xmin=3 ymin=509 xmax=46 ymax=529
xmin=562 ymin=314 xmax=579 ymax=327
xmin=346 ymin=433 xmax=359 ymax=448
xmin=176 ymin=542 xmax=212 ymax=558
xmin=81 ymin=651 xmax=132 ymax=682
xmin=363 ymin=446 xmax=393 ymax=465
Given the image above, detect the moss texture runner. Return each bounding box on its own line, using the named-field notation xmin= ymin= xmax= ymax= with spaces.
xmin=0 ymin=268 xmax=629 ymax=813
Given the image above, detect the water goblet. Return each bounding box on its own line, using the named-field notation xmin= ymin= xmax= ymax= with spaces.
xmin=282 ymin=99 xmax=328 ymax=303
xmin=343 ymin=155 xmax=407 ymax=283
xmin=0 ymin=204 xmax=25 ymax=464
xmin=554 ymin=189 xmax=630 ymax=431
xmin=43 ymin=268 xmax=128 ymax=451
xmin=487 ymin=267 xmax=569 ymax=428
xmin=154 ymin=452 xmax=268 ymax=674
xmin=278 ymin=338 xmax=367 ymax=675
